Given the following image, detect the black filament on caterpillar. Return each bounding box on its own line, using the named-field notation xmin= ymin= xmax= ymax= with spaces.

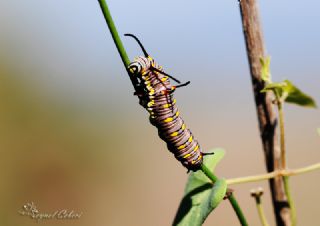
xmin=125 ymin=34 xmax=213 ymax=171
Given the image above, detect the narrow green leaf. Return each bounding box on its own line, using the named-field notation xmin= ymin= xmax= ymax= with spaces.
xmin=260 ymin=56 xmax=271 ymax=83
xmin=282 ymin=80 xmax=317 ymax=108
xmin=173 ymin=149 xmax=227 ymax=226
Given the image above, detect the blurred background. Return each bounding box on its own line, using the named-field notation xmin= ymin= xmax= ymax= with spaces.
xmin=0 ymin=0 xmax=319 ymax=225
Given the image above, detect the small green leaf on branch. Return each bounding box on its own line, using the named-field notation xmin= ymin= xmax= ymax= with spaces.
xmin=260 ymin=56 xmax=271 ymax=83
xmin=261 ymin=79 xmax=317 ymax=108
xmin=281 ymin=80 xmax=317 ymax=108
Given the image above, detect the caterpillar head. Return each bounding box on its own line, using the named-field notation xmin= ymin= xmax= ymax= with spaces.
xmin=128 ymin=61 xmax=143 ymax=75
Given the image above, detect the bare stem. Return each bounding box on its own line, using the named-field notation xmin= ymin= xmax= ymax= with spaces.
xmin=228 ymin=194 xmax=249 ymax=226
xmin=276 ymin=94 xmax=286 ymax=169
xmin=251 ymin=188 xmax=270 ymax=226
xmin=97 ymin=0 xmax=140 ymax=91
xmin=238 ymin=1 xmax=290 ymax=224
xmin=274 ymin=91 xmax=296 ymax=226
xmin=97 ymin=0 xmax=130 ymax=67
xmin=284 ymin=176 xmax=296 ymax=226
xmin=226 ymin=162 xmax=320 ymax=185
xmin=256 ymin=199 xmax=270 ymax=226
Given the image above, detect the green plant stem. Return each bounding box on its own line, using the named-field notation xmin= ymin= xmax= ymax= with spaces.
xmin=226 ymin=162 xmax=320 ymax=185
xmin=227 ymin=171 xmax=278 ymax=185
xmin=277 ymin=97 xmax=286 ymax=169
xmin=98 ymin=0 xmax=130 ymax=68
xmin=201 ymin=165 xmax=248 ymax=226
xmin=228 ymin=194 xmax=249 ymax=226
xmin=275 ymin=92 xmax=296 ymax=226
xmin=200 ymin=164 xmax=218 ymax=182
xmin=253 ymin=196 xmax=270 ymax=226
xmin=284 ymin=176 xmax=296 ymax=226
xmin=98 ymin=0 xmax=142 ymax=92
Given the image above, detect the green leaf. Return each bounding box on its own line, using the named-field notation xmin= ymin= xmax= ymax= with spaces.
xmin=260 ymin=56 xmax=271 ymax=83
xmin=317 ymin=128 xmax=320 ymax=136
xmin=261 ymin=79 xmax=317 ymax=108
xmin=173 ymin=149 xmax=227 ymax=226
xmin=282 ymin=80 xmax=317 ymax=108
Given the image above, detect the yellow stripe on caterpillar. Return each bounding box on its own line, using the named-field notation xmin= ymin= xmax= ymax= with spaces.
xmin=161 ymin=76 xmax=168 ymax=82
xmin=164 ymin=117 xmax=173 ymax=123
xmin=170 ymin=131 xmax=179 ymax=137
xmin=147 ymin=100 xmax=155 ymax=107
xmin=183 ymin=153 xmax=191 ymax=158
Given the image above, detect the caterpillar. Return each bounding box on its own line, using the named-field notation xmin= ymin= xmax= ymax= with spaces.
xmin=125 ymin=34 xmax=212 ymax=171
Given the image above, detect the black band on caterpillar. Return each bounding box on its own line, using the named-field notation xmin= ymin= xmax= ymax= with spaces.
xmin=126 ymin=33 xmax=209 ymax=171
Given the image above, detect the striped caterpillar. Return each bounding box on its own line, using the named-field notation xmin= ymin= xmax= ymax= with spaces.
xmin=125 ymin=34 xmax=212 ymax=171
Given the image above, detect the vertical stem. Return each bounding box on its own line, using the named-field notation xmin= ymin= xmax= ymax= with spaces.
xmin=228 ymin=194 xmax=249 ymax=226
xmin=277 ymin=99 xmax=286 ymax=169
xmin=201 ymin=165 xmax=249 ymax=226
xmin=238 ymin=1 xmax=292 ymax=225
xmin=256 ymin=198 xmax=270 ymax=226
xmin=253 ymin=194 xmax=270 ymax=226
xmin=98 ymin=0 xmax=130 ymax=67
xmin=97 ymin=0 xmax=140 ymax=91
xmin=283 ymin=176 xmax=296 ymax=226
xmin=276 ymin=95 xmax=296 ymax=226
